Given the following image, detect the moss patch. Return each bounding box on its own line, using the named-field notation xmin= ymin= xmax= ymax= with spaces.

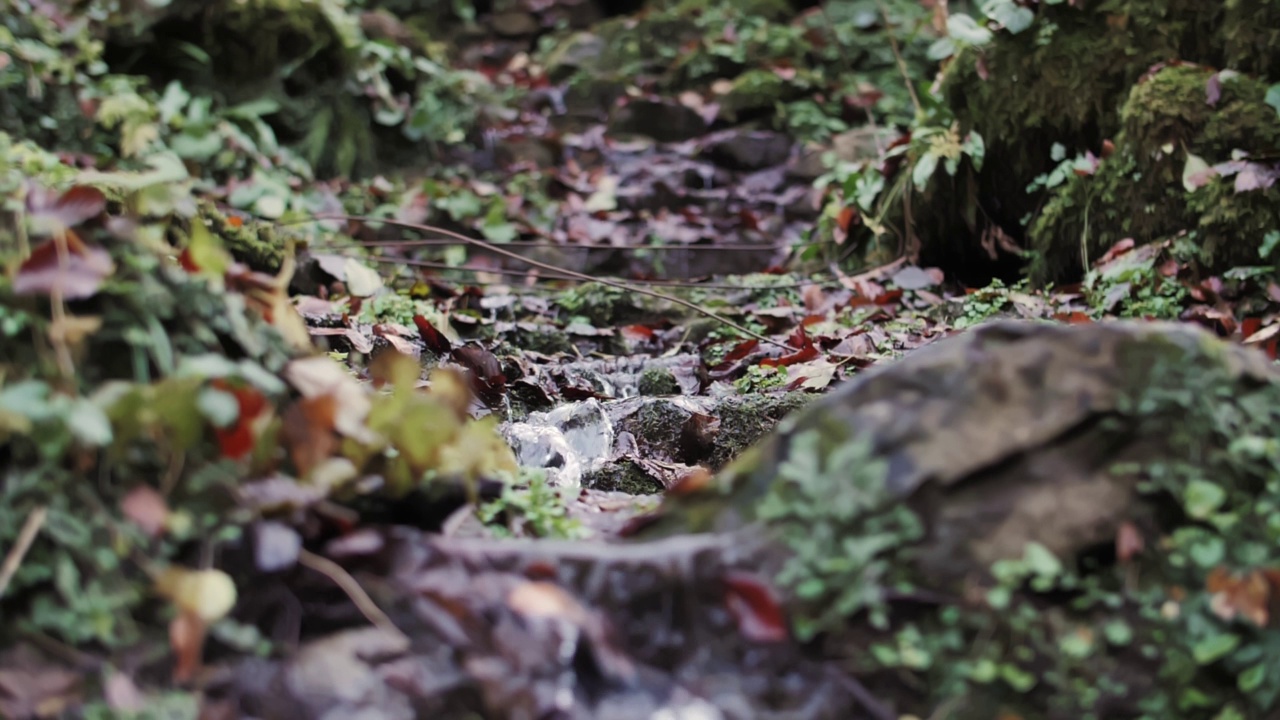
xmin=709 ymin=391 xmax=813 ymax=469
xmin=1029 ymin=66 xmax=1280 ymax=283
xmin=582 ymin=460 xmax=663 ymax=494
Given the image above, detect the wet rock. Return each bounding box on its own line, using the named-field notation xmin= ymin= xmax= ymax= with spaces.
xmin=489 ymin=10 xmax=540 ymax=37
xmin=701 ymin=130 xmax=793 ymax=171
xmin=504 ymin=399 xmax=615 ymax=488
xmin=652 ymin=320 xmax=1280 ymax=578
xmin=493 ymin=135 xmax=561 ymax=168
xmin=787 ymin=126 xmax=899 ymax=180
xmin=543 ymin=31 xmax=607 ymax=83
xmin=627 ymin=320 xmax=1280 ymax=717
xmin=609 ymin=99 xmax=710 ymax=143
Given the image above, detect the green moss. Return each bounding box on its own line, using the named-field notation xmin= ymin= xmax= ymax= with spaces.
xmin=1223 ymin=0 xmax=1280 ymax=78
xmin=638 ymin=367 xmax=680 ymax=396
xmin=718 ymin=68 xmax=797 ymax=119
xmin=710 ymin=391 xmax=813 ymax=469
xmin=1029 ymin=66 xmax=1280 ymax=283
xmin=197 ymin=200 xmax=286 ymax=273
xmin=909 ymin=0 xmax=1237 ymax=281
xmin=581 ymin=460 xmax=663 ymax=494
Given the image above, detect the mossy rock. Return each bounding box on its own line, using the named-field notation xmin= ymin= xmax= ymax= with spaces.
xmin=637 ymin=367 xmax=680 ymax=396
xmin=708 ymin=391 xmax=812 ymax=469
xmin=641 ymin=319 xmax=1280 ymax=718
xmin=582 ymin=460 xmax=664 ymax=494
xmin=905 ymin=0 xmax=1253 ymax=283
xmin=1029 ymin=66 xmax=1280 ymax=283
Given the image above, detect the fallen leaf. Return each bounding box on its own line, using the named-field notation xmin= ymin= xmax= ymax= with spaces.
xmin=285 ymin=356 xmax=375 ymax=442
xmin=155 ymin=567 xmax=238 ymax=623
xmin=169 ymin=609 xmax=206 ymax=684
xmin=13 ymin=233 xmax=115 ymax=300
xmin=0 ymin=648 xmax=81 ymax=719
xmin=1115 ymin=521 xmax=1144 ymax=563
xmin=210 ymin=379 xmax=270 ymax=460
xmin=451 ymin=344 xmax=507 ymax=406
xmin=281 ymin=394 xmax=338 ymax=478
xmin=723 ymin=571 xmax=788 ymax=643
xmin=1206 ymin=567 xmax=1274 ymax=627
xmin=26 ymin=183 xmax=106 ymax=233
xmin=120 ymin=485 xmax=170 ymax=538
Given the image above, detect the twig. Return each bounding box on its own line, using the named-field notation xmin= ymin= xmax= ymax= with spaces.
xmin=297 ymin=549 xmax=407 ymax=643
xmin=299 ymin=215 xmax=791 ymax=349
xmin=831 ymin=668 xmax=897 ymax=720
xmin=876 ymin=0 xmax=923 ymax=118
xmin=0 ymin=506 xmax=48 ymax=598
xmin=329 ymin=250 xmax=837 ymax=290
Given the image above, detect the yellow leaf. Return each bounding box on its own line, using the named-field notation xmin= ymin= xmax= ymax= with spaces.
xmin=155 ymin=567 xmax=237 ymax=623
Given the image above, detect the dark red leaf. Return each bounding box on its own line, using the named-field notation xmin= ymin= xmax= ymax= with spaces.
xmin=451 ymin=344 xmax=507 ymax=405
xmin=414 ymin=314 xmax=454 ymax=354
xmin=26 ymin=184 xmax=106 ymax=230
xmin=12 ymin=232 xmax=114 ymax=300
xmin=723 ymin=571 xmax=788 ymax=643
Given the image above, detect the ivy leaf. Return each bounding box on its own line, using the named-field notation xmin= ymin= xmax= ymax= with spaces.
xmin=982 ymin=0 xmax=1035 ymax=34
xmin=1266 ymin=83 xmax=1280 ymax=118
xmin=912 ymin=152 xmax=940 ymax=191
xmin=1184 ymin=479 xmax=1226 ymax=519
xmin=947 ymin=14 xmax=994 ymax=45
xmin=1191 ymin=633 xmax=1240 ymax=665
xmin=1183 ymin=152 xmax=1215 ymax=191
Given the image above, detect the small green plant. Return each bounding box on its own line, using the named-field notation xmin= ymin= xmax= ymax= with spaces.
xmin=733 ymin=363 xmax=788 ymax=393
xmin=755 ymin=429 xmax=924 ymax=639
xmin=477 ymin=469 xmax=585 ymax=540
xmin=954 ymin=278 xmax=1014 ymax=328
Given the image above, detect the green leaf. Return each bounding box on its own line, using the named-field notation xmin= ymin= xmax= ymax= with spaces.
xmin=982 ymin=0 xmax=1035 ymax=33
xmin=1023 ymin=541 xmax=1063 ymax=578
xmin=1261 ymin=230 xmax=1280 ymax=259
xmin=1239 ymin=663 xmax=1266 ymax=692
xmin=1183 ymin=152 xmax=1213 ymax=192
xmin=1266 ymin=83 xmax=1280 ymax=118
xmin=947 ymin=14 xmax=994 ymax=45
xmin=1192 ymin=633 xmax=1239 ymax=665
xmin=1184 ymin=480 xmax=1226 ymax=519
xmin=926 ymin=37 xmax=957 ymax=61
xmin=912 ymin=152 xmax=939 ymax=191
xmin=68 ymin=398 xmax=113 ymax=447
xmin=963 ymin=131 xmax=986 ymax=171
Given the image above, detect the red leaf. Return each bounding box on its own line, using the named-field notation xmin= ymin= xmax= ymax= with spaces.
xmin=1242 ymin=317 xmax=1264 ymax=340
xmin=211 ymin=380 xmax=269 ymax=460
xmin=26 ymin=184 xmax=106 ymax=230
xmin=1115 ymin=521 xmax=1144 ymax=563
xmin=1053 ymin=311 xmax=1093 ymax=324
xmin=414 ymin=314 xmax=454 ymax=354
xmin=169 ymin=610 xmax=207 ymax=684
xmin=13 ymin=232 xmax=114 ymax=300
xmin=723 ymin=571 xmax=788 ymax=643
xmin=451 ymin=344 xmax=507 ymax=405
xmin=120 ymin=485 xmax=170 ymax=538
xmin=762 ymin=326 xmax=819 ymax=367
